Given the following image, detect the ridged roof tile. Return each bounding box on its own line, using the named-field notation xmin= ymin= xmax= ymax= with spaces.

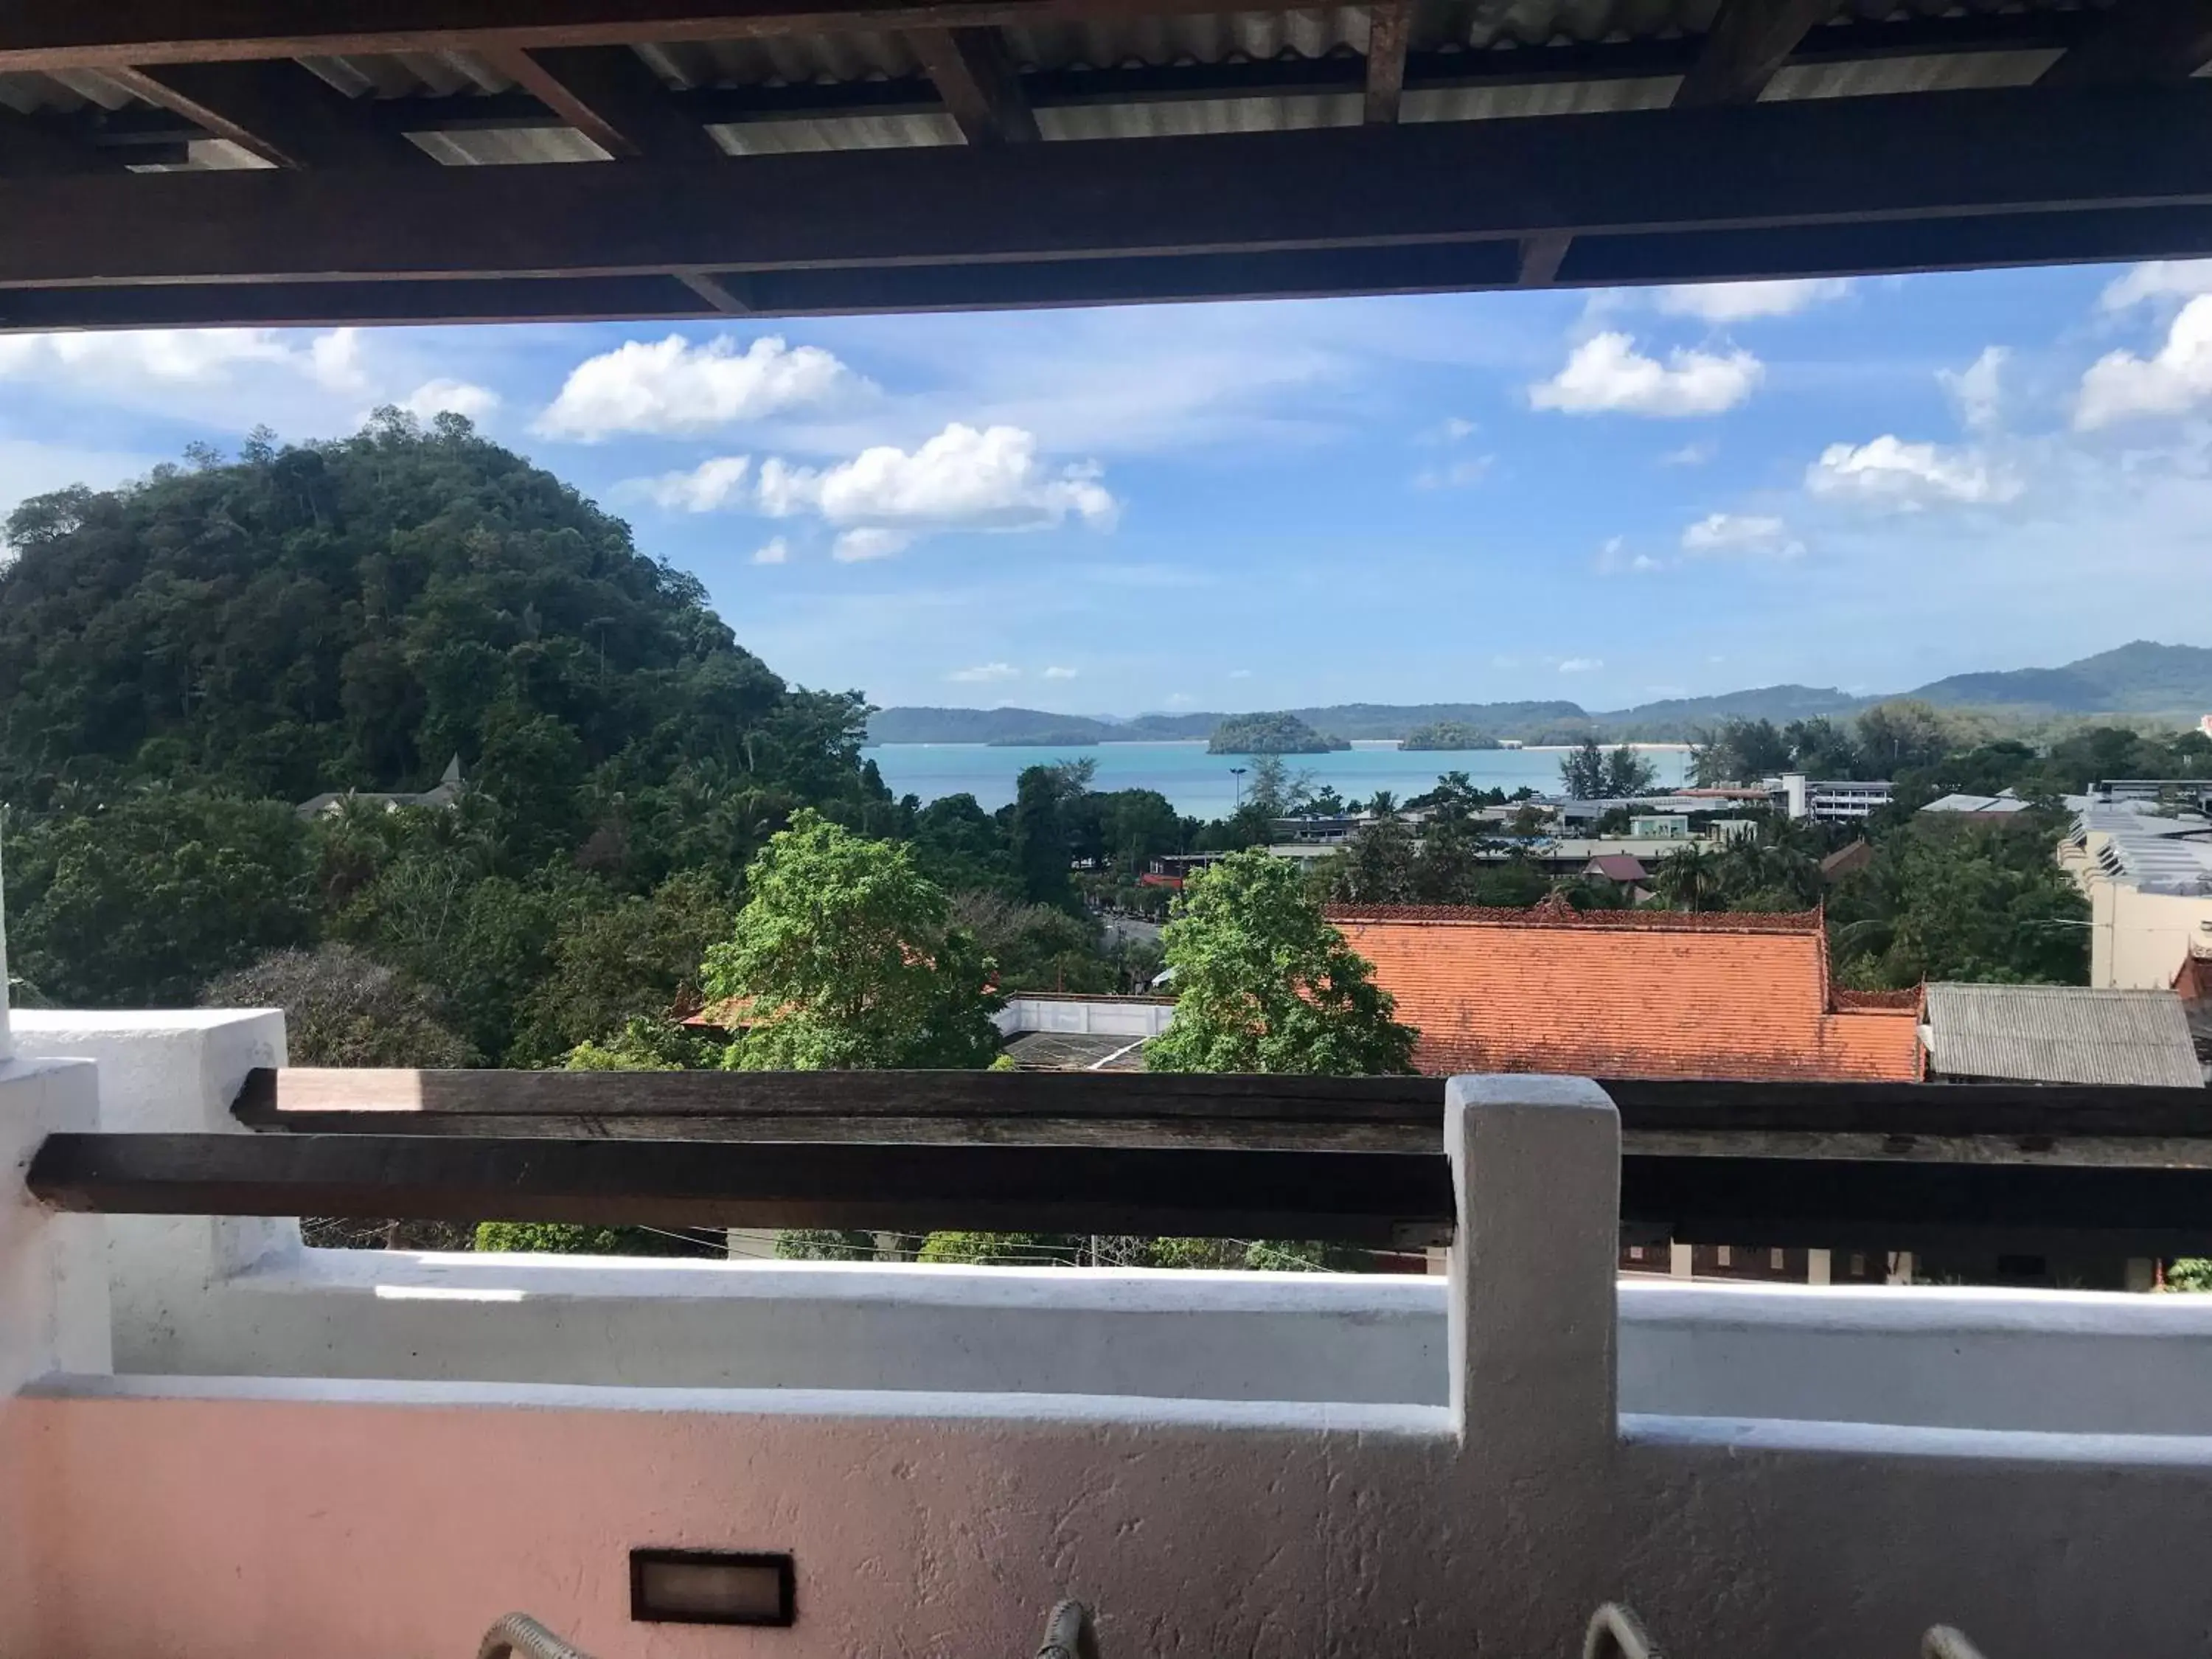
xmin=1329 ymin=902 xmax=1920 ymax=1082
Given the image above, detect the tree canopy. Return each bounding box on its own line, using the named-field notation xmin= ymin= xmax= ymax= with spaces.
xmin=1559 ymin=738 xmax=1659 ymax=799
xmin=1147 ymin=849 xmax=1418 ymax=1075
xmin=703 ymin=809 xmax=1003 ymax=1070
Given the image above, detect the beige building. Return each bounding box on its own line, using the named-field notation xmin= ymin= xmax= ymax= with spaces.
xmin=2062 ymin=804 xmax=2212 ymax=991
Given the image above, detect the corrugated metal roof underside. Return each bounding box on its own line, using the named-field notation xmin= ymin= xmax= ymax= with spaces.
xmin=1924 ymin=982 xmax=2206 ymax=1088
xmin=0 ymin=0 xmax=2126 ymax=162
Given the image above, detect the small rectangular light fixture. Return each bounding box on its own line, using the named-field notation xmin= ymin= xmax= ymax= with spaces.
xmin=630 ymin=1549 xmax=795 ymax=1627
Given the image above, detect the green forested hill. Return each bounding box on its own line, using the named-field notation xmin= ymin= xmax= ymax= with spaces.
xmin=0 ymin=412 xmax=864 ymax=813
xmin=0 ymin=415 xmax=903 ymax=1048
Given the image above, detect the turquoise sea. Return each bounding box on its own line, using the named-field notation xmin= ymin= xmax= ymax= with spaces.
xmin=864 ymin=741 xmax=1692 ymax=821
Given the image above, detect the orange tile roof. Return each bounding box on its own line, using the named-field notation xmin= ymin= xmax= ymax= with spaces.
xmin=1328 ymin=901 xmax=1922 ymax=1083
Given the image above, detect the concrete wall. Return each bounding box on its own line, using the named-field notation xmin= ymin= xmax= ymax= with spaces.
xmin=995 ymin=995 xmax=1174 ymax=1038
xmin=2087 ymin=877 xmax=2212 ymax=990
xmin=10 ymin=1074 xmax=2212 ymax=1657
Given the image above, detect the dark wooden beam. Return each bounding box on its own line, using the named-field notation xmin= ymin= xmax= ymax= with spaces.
xmin=908 ymin=27 xmax=1038 ymax=145
xmin=27 ymin=1132 xmax=1457 ymax=1248
xmin=1517 ymin=232 xmax=1573 ymax=287
xmin=7 ymin=84 xmax=2212 ymax=297
xmin=1363 ymin=0 xmax=1411 ymax=125
xmin=227 ymin=1068 xmax=2212 ymax=1161
xmin=13 ymin=206 xmax=2212 ymax=329
xmin=477 ymin=44 xmax=725 ymax=160
xmin=105 ymin=62 xmax=428 ymax=170
xmin=1622 ymin=1155 xmax=2212 ymax=1257
xmin=1673 ymin=0 xmax=1836 ymax=108
xmin=672 ymin=269 xmax=754 ymax=312
xmin=0 ymin=0 xmax=1311 ymax=73
xmin=2039 ymin=0 xmax=2212 ymax=88
xmin=232 ymin=1067 xmax=1444 ymax=1123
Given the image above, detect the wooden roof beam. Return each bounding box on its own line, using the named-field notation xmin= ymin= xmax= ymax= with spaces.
xmin=477 ymin=44 xmax=724 ymax=160
xmin=105 ymin=61 xmax=429 ymax=169
xmin=0 ymin=0 xmax=1309 ymax=74
xmin=1672 ymin=0 xmax=1836 ymax=108
xmin=11 ymin=83 xmax=2212 ymax=296
xmin=2039 ymin=0 xmax=2212 ymax=87
xmin=908 ymin=27 xmax=1038 ymax=145
xmin=1363 ymin=0 xmax=1411 ymax=124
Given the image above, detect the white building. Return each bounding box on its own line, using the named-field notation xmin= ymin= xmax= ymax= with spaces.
xmin=2062 ymin=803 xmax=2212 ymax=991
xmin=1772 ymin=773 xmax=1896 ymax=823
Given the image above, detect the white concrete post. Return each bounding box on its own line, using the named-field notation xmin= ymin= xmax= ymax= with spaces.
xmin=1444 ymin=1074 xmax=1622 ymax=1654
xmin=1446 ymin=1073 xmax=1621 ymax=1443
xmin=12 ymin=1011 xmax=288 ymax=1371
xmin=0 ymin=1055 xmax=107 ymax=1394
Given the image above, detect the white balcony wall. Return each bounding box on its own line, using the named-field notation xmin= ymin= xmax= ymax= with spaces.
xmin=9 ymin=1069 xmax=2212 ymax=1657
xmin=23 ymin=1009 xmax=2212 ymax=1433
xmin=994 ymin=994 xmax=1175 ymax=1037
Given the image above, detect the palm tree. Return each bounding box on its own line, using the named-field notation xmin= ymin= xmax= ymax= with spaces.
xmin=1656 ymin=843 xmax=1722 ymax=911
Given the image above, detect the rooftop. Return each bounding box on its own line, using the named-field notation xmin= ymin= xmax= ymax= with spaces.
xmin=2073 ymin=804 xmax=2212 ymax=897
xmin=1922 ymin=981 xmax=2206 ymax=1089
xmin=1327 ymin=897 xmax=1921 ymax=1082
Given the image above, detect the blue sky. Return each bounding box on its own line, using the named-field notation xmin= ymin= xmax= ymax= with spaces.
xmin=5 ymin=259 xmax=2212 ymax=715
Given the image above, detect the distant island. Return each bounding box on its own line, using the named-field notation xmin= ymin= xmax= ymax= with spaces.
xmin=1208 ymin=712 xmax=1351 ymax=755
xmin=1400 ymin=720 xmax=1500 ymax=751
xmin=986 ymin=730 xmax=1099 ymax=748
xmin=864 ymin=644 xmax=2212 ymax=745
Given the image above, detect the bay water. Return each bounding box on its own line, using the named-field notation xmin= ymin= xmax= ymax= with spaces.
xmin=865 ymin=740 xmax=1692 ymax=821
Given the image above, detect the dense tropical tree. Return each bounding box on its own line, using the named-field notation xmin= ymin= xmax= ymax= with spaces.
xmin=703 ymin=810 xmax=1003 ymax=1070
xmin=201 ymin=942 xmax=476 ymax=1066
xmin=1147 ymin=849 xmax=1418 ymax=1075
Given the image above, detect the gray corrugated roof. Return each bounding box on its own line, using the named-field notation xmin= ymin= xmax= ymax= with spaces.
xmin=0 ymin=0 xmax=2116 ymax=165
xmin=1924 ymin=982 xmax=2205 ymax=1089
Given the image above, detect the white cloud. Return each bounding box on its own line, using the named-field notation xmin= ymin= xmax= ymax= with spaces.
xmin=1042 ymin=665 xmax=1079 ymax=680
xmin=1595 ymin=535 xmax=1665 ymax=575
xmin=1659 ymin=441 xmax=1716 ymax=467
xmin=2099 ymin=261 xmax=2212 ymax=312
xmin=310 ymin=330 xmax=369 ymax=392
xmin=2075 ymin=295 xmax=2212 ymax=430
xmin=1681 ymin=512 xmax=1805 ymax=559
xmin=1557 ymin=658 xmax=1603 ymax=675
xmin=751 ymin=536 xmax=790 ymax=566
xmin=1805 ymin=436 xmax=2023 ymax=510
xmin=0 ymin=327 xmax=360 ymax=389
xmin=398 ymin=378 xmax=500 ymax=423
xmin=1655 ymin=278 xmax=1850 ymax=323
xmin=1529 ymin=333 xmax=1761 ymax=417
xmin=948 ymin=662 xmax=1020 ymax=683
xmin=1938 ymin=347 xmax=2006 ymax=433
xmin=832 ymin=527 xmax=911 ymax=562
xmin=641 ymin=455 xmax=753 ymax=512
xmin=535 ymin=333 xmax=858 ymax=441
xmin=1443 ymin=416 xmax=1478 ymax=442
xmin=759 ymin=423 xmax=1118 ymax=549
xmin=1228 ymin=668 xmax=1254 ymax=679
xmin=1413 ymin=456 xmax=1494 ymax=489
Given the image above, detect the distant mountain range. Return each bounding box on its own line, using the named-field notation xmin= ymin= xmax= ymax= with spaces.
xmin=866 ymin=641 xmax=2212 ymax=745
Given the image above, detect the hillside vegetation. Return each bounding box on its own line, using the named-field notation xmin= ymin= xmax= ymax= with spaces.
xmin=0 ymin=415 xmax=897 ymax=1048
xmin=1208 ymin=712 xmax=1349 ymax=754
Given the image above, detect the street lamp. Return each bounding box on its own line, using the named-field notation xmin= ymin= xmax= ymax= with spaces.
xmin=1230 ymin=767 xmax=1248 ymax=807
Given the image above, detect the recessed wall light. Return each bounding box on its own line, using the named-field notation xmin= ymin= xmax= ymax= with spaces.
xmin=630 ymin=1549 xmax=795 ymax=1627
